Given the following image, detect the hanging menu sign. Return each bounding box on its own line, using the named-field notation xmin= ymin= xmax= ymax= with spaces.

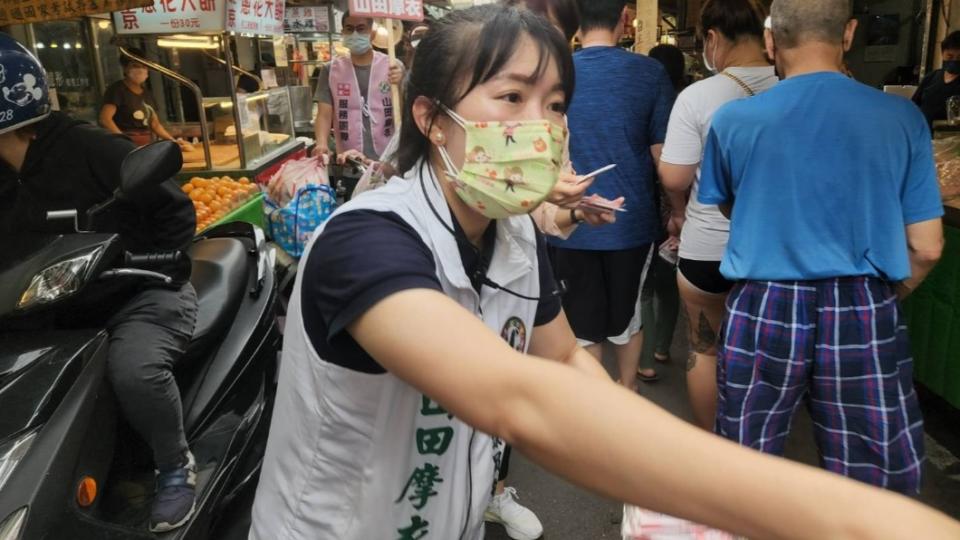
xmin=349 ymin=0 xmax=423 ymax=21
xmin=225 ymin=0 xmax=284 ymax=36
xmin=114 ymin=0 xmax=285 ymax=35
xmin=283 ymin=6 xmax=329 ymax=33
xmin=114 ymin=0 xmax=225 ymax=33
xmin=0 ymin=0 xmax=151 ymax=25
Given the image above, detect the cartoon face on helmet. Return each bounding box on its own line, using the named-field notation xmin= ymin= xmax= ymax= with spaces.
xmin=3 ymin=73 xmax=42 ymax=107
xmin=0 ymin=32 xmax=50 ymax=135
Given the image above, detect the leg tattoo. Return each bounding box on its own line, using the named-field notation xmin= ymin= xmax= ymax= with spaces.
xmin=693 ymin=312 xmax=717 ymax=354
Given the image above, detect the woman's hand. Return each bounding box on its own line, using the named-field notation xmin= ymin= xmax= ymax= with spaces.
xmin=548 ymin=168 xmax=593 ymax=209
xmin=577 ymin=196 xmax=624 ymax=226
xmin=174 ymin=138 xmax=194 ymax=152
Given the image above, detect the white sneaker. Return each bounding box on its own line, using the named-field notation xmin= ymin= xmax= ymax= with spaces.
xmin=484 ymin=487 xmax=543 ymax=540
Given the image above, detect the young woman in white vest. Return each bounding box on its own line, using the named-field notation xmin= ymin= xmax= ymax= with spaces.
xmin=249 ymin=5 xmax=960 ymax=540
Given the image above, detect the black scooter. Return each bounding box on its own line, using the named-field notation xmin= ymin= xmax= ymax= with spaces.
xmin=0 ymin=142 xmax=280 ymax=539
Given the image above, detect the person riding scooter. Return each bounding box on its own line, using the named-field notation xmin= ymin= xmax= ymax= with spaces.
xmin=0 ymin=33 xmax=199 ymax=533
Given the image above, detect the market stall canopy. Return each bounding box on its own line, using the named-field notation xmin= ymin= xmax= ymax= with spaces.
xmin=112 ymin=0 xmax=285 ymax=36
xmin=0 ymin=0 xmax=150 ymax=26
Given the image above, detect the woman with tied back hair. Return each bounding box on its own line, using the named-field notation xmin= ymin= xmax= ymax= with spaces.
xmin=658 ymin=0 xmax=778 ymax=431
xmin=248 ymin=5 xmax=960 ymax=540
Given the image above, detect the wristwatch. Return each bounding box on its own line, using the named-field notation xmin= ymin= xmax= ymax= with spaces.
xmin=570 ymin=208 xmax=584 ymax=224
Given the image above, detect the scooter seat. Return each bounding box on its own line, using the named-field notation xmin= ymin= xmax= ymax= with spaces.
xmin=184 ymin=237 xmax=248 ymax=360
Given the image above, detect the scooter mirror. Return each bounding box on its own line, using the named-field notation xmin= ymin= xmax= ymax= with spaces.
xmin=120 ymin=140 xmax=183 ymax=196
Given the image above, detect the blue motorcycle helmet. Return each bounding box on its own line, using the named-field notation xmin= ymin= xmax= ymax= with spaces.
xmin=0 ymin=32 xmax=51 ymax=135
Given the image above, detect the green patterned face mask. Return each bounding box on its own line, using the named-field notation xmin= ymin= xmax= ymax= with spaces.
xmin=437 ymin=105 xmax=566 ymax=219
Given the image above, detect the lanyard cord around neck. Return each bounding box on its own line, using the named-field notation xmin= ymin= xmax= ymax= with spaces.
xmin=419 ymin=162 xmax=557 ymax=303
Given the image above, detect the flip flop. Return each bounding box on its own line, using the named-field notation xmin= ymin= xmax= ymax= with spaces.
xmin=654 ymin=353 xmax=671 ymax=364
xmin=637 ymin=369 xmax=660 ymax=383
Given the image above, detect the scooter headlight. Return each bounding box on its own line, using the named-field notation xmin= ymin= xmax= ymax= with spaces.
xmin=0 ymin=429 xmax=39 ymax=493
xmin=0 ymin=507 xmax=27 ymax=540
xmin=17 ymin=247 xmax=104 ymax=310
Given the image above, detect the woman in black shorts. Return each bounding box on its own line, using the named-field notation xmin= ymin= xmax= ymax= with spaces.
xmin=658 ymin=0 xmax=778 ymax=429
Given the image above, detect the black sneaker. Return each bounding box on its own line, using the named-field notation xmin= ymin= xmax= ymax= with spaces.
xmin=149 ymin=451 xmax=197 ymax=533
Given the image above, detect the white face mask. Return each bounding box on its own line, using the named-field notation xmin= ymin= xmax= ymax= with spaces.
xmin=702 ymin=36 xmax=718 ymax=74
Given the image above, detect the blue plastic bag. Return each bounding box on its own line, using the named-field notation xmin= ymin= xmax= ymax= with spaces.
xmin=265 ymin=184 xmax=337 ymax=258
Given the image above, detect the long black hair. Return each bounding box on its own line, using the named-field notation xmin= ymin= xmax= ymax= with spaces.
xmin=393 ymin=5 xmax=575 ymax=175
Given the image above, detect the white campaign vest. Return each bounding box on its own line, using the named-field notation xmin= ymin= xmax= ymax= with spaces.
xmin=250 ymin=163 xmax=541 ymax=540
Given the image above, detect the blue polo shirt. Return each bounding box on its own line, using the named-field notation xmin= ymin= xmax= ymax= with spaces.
xmin=550 ymin=46 xmax=675 ymax=251
xmin=698 ymin=71 xmax=944 ymax=282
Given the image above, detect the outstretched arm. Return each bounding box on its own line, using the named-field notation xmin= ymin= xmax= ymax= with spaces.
xmin=350 ymin=288 xmax=960 ymax=540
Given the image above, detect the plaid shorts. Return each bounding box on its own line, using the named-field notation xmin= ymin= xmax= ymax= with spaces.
xmin=715 ymin=277 xmax=925 ymax=495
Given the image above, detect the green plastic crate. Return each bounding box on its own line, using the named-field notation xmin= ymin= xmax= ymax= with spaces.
xmin=203 ymin=191 xmax=265 ymax=232
xmin=905 ymin=225 xmax=960 ymax=409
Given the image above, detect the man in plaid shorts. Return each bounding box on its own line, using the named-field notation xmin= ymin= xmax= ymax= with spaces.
xmin=697 ymin=0 xmax=945 ymax=495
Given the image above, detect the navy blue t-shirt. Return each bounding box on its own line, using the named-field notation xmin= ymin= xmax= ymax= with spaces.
xmin=301 ymin=210 xmax=562 ymax=374
xmin=550 ymin=46 xmax=675 ymax=251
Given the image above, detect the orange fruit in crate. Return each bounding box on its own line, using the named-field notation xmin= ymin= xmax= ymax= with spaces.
xmin=181 ymin=183 xmax=194 ymax=194
xmin=209 ymin=200 xmax=222 ymax=211
xmin=199 ymin=193 xmax=213 ymax=205
xmin=238 ymin=177 xmax=250 ymax=184
xmin=189 ymin=190 xmax=203 ymax=202
xmin=217 ymin=186 xmax=233 ymax=198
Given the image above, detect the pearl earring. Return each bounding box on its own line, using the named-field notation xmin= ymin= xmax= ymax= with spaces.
xmin=433 ymin=132 xmax=445 ymax=144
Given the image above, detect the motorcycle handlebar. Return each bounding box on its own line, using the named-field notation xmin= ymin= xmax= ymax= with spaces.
xmin=124 ymin=251 xmax=183 ymax=269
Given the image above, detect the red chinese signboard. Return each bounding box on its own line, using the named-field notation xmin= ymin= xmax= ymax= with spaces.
xmin=349 ymin=0 xmax=422 ymax=22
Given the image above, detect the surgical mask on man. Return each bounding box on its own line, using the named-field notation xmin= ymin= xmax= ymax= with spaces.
xmin=343 ymin=33 xmax=372 ymax=55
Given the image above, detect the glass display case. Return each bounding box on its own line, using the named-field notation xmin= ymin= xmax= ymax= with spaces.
xmin=177 ymin=90 xmax=296 ymax=171
xmin=237 ymin=88 xmax=296 ymax=167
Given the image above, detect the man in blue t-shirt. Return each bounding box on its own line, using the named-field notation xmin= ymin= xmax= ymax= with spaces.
xmin=550 ymin=0 xmax=674 ymax=389
xmin=698 ymin=0 xmax=944 ymax=495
